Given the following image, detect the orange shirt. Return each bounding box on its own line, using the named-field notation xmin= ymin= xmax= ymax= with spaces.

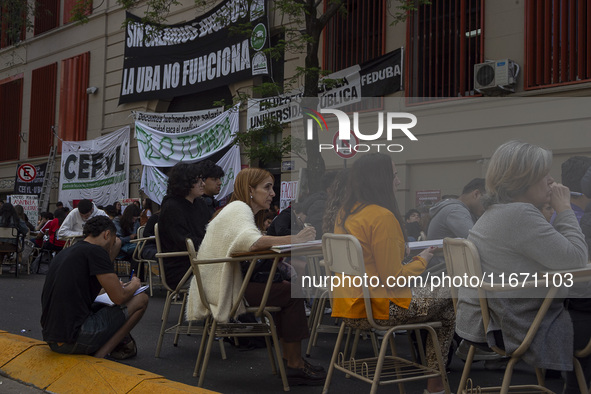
xmin=331 ymin=204 xmax=426 ymax=320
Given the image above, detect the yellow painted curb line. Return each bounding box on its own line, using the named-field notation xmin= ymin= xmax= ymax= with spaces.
xmin=0 ymin=332 xmax=215 ymax=393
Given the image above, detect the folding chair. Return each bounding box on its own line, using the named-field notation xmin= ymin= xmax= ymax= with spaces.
xmin=322 ymin=233 xmax=450 ymax=394
xmin=442 ymin=237 xmax=555 ymax=394
xmin=131 ymin=226 xmax=157 ymax=296
xmin=574 ymin=338 xmax=591 ymax=394
xmin=186 ymin=238 xmax=290 ymax=391
xmin=154 ymin=223 xmax=201 ymax=357
xmin=0 ymin=227 xmax=24 ymax=277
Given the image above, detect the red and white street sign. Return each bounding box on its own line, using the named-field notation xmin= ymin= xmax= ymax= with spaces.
xmin=333 ymin=130 xmax=359 ymax=159
xmin=17 ymin=163 xmax=37 ymax=183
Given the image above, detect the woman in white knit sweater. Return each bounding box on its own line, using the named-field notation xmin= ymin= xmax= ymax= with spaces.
xmin=186 ymin=168 xmax=326 ymax=386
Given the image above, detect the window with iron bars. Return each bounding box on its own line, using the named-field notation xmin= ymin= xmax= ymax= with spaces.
xmin=406 ymin=0 xmax=484 ymax=102
xmin=525 ymin=0 xmax=591 ymax=90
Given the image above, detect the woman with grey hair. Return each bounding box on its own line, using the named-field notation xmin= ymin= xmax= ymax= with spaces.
xmin=456 ymin=141 xmax=588 ymax=390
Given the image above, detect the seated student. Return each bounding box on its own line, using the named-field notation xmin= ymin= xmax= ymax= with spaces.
xmin=158 ymin=162 xmax=211 ymax=289
xmin=113 ymin=204 xmax=140 ymax=258
xmin=331 ymin=153 xmax=454 ymax=394
xmin=58 ymin=199 xmax=108 ymax=238
xmin=43 ymin=208 xmax=68 ymax=254
xmin=41 ymin=216 xmax=148 ymax=359
xmin=404 ymin=208 xmax=422 ymax=241
xmin=34 ymin=212 xmax=54 ymax=247
xmin=186 ymin=168 xmax=325 ymax=386
xmin=0 ymin=203 xmax=29 ymax=264
xmin=15 ymin=205 xmax=35 ymax=233
xmin=456 ymin=141 xmax=588 ymax=386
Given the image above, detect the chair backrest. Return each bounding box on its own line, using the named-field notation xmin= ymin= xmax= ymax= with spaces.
xmin=132 ymin=226 xmax=145 ymax=263
xmin=322 ymin=233 xmax=380 ymax=329
xmin=442 ymin=237 xmax=493 ymax=331
xmin=154 ymin=223 xmax=172 ymax=292
xmin=137 ymin=225 xmax=145 ymax=239
xmin=0 ymin=226 xmax=18 ymax=239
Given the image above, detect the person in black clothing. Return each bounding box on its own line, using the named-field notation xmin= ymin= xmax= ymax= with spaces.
xmin=198 ymin=159 xmax=225 ymax=216
xmin=158 ymin=162 xmax=211 ymax=289
xmin=40 ymin=216 xmax=148 ymax=358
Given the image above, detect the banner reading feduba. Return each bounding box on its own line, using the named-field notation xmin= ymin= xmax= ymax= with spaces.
xmin=140 ymin=145 xmax=241 ymax=205
xmin=247 ymin=49 xmax=403 ymax=128
xmin=58 ymin=127 xmax=130 ymax=208
xmin=135 ymin=105 xmax=239 ymax=167
xmin=120 ymin=0 xmax=269 ymax=104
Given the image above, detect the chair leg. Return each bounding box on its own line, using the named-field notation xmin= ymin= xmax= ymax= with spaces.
xmin=155 ymin=291 xmax=174 ymax=357
xmin=458 ymin=344 xmax=476 ymax=394
xmin=264 ymin=336 xmax=277 ymax=374
xmin=306 ymin=296 xmax=324 ymax=356
xmin=343 ymin=326 xmax=353 ymax=360
xmin=322 ymin=322 xmax=346 ymax=394
xmin=500 ymin=357 xmax=519 ymax=394
xmin=265 ymin=311 xmax=289 ymax=391
xmin=423 ymin=325 xmax=451 ymax=394
xmin=573 ymin=357 xmax=590 ymax=394
xmin=218 ymin=337 xmax=226 ymax=360
xmin=350 ymin=328 xmax=361 ymax=360
xmin=388 ymin=333 xmax=406 ymax=394
xmin=197 ymin=319 xmax=218 ymax=387
xmin=534 ymin=367 xmax=545 ymax=387
xmin=193 ymin=316 xmax=210 ymax=377
xmin=173 ymin=293 xmax=188 ymax=346
xmin=369 ymin=330 xmax=379 ymax=357
xmin=312 ymin=296 xmax=328 ymax=347
xmin=370 ymin=327 xmax=395 ymax=394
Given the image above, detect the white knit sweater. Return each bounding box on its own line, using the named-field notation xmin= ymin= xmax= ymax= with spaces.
xmin=186 ymin=201 xmax=262 ymax=323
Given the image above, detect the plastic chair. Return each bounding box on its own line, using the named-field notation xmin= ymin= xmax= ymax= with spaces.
xmin=442 ymin=237 xmax=555 ymax=394
xmin=186 ymin=238 xmax=289 ymax=391
xmin=321 ymin=233 xmax=450 ymax=394
xmin=0 ymin=227 xmax=24 ymax=277
xmin=153 ymin=223 xmax=200 ymax=357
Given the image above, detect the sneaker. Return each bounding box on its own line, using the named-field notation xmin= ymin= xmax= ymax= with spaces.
xmin=286 ymin=364 xmax=326 ymax=386
xmin=110 ymin=335 xmax=137 ymax=360
xmin=455 ymin=339 xmax=504 ymax=361
xmin=284 ymin=358 xmax=325 ymax=373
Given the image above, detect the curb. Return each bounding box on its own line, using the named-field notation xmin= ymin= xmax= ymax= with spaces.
xmin=0 ymin=331 xmax=215 ymax=393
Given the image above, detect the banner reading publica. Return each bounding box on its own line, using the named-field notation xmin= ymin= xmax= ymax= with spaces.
xmin=58 ymin=127 xmax=130 ymax=208
xmin=135 ymin=105 xmax=239 ymax=167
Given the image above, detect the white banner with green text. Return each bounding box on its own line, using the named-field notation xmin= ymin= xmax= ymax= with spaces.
xmin=140 ymin=145 xmax=241 ymax=205
xmin=135 ymin=105 xmax=239 ymax=167
xmin=58 ymin=127 xmax=130 ymax=208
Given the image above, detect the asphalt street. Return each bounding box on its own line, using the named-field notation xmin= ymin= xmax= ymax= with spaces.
xmin=0 ymin=271 xmax=566 ymax=393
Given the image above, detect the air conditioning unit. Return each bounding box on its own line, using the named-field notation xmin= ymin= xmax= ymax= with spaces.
xmin=474 ymin=59 xmax=519 ymax=93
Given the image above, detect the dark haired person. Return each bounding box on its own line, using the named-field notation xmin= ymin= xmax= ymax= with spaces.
xmin=58 ymin=199 xmax=108 ymax=238
xmin=139 ymin=198 xmax=154 ymax=226
xmin=114 ymin=203 xmax=141 ymax=259
xmin=0 ymin=203 xmax=29 ymax=266
xmin=331 ymin=153 xmax=453 ymax=394
xmin=197 ymin=160 xmax=225 ymax=216
xmin=43 ymin=208 xmax=68 ymax=253
xmin=158 ymin=162 xmax=211 ymax=289
xmin=41 ymin=216 xmax=148 ymax=359
xmin=404 ymin=208 xmax=422 ymax=241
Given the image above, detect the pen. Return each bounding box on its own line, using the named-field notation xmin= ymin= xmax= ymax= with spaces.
xmin=570 ymin=191 xmax=584 ymax=196
xmin=130 ymin=269 xmax=135 ymax=281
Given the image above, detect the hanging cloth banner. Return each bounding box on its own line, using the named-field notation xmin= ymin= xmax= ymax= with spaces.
xmin=58 ymin=127 xmax=130 ymax=208
xmin=133 ymin=107 xmax=224 ymax=132
xmin=246 ymin=49 xmax=403 ymax=128
xmin=120 ymin=0 xmax=269 ymax=104
xmin=140 ymin=145 xmax=241 ymax=205
xmin=135 ymin=105 xmax=239 ymax=167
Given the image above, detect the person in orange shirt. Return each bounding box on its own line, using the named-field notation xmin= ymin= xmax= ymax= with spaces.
xmin=332 ymin=153 xmax=455 ymax=394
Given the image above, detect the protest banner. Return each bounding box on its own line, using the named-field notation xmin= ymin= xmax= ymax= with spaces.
xmin=9 ymin=194 xmax=39 ymax=225
xmin=133 ymin=107 xmax=224 ymax=132
xmin=280 ymin=181 xmax=298 ymax=211
xmin=58 ymin=127 xmax=130 ymax=208
xmin=120 ymin=0 xmax=269 ymax=104
xmin=140 ymin=145 xmax=241 ymax=205
xmin=135 ymin=105 xmax=239 ymax=167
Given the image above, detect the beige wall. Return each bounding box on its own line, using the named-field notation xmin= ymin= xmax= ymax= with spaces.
xmin=0 ymin=0 xmax=590 ymax=214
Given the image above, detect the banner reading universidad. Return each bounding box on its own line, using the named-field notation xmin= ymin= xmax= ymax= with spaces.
xmin=119 ymin=0 xmax=269 ymax=104
xmin=58 ymin=127 xmax=130 ymax=208
xmin=135 ymin=105 xmax=239 ymax=167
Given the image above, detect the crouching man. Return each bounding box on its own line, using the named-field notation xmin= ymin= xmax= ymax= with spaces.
xmin=41 ymin=216 xmax=148 ymax=359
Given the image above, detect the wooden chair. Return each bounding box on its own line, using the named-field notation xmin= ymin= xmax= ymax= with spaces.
xmin=186 ymin=238 xmax=289 ymax=391
xmin=322 ymin=233 xmax=450 ymax=394
xmin=442 ymin=237 xmax=555 ymax=394
xmin=0 ymin=227 xmax=25 ymax=277
xmin=153 ymin=223 xmax=200 ymax=357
